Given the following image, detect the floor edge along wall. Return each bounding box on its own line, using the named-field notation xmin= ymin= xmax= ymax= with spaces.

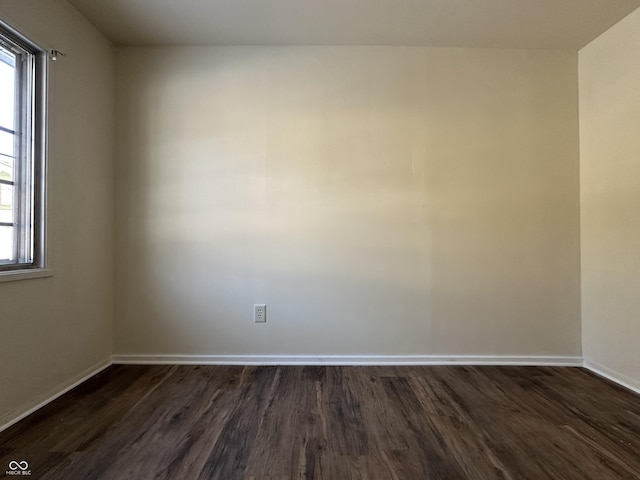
xmin=4 ymin=355 xmax=640 ymax=434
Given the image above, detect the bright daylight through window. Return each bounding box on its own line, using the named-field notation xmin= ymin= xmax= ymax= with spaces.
xmin=0 ymin=23 xmax=46 ymax=274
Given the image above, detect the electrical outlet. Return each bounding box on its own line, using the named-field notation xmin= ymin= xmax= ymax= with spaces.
xmin=254 ymin=304 xmax=266 ymax=323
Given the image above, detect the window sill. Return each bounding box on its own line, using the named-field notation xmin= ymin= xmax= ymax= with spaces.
xmin=0 ymin=268 xmax=53 ymax=283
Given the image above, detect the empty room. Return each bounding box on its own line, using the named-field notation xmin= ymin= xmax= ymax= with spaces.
xmin=1 ymin=0 xmax=639 ymax=478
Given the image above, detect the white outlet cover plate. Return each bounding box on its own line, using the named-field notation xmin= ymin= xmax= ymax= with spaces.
xmin=254 ymin=304 xmax=266 ymax=323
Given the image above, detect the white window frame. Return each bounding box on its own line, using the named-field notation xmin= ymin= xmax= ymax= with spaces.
xmin=0 ymin=21 xmax=49 ymax=282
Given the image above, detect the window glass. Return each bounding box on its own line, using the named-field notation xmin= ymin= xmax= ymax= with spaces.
xmin=0 ymin=25 xmax=46 ymax=273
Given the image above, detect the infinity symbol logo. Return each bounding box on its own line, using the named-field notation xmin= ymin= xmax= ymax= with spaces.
xmin=8 ymin=460 xmax=29 ymax=470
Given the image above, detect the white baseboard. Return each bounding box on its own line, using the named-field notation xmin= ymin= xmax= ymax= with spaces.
xmin=0 ymin=358 xmax=112 ymax=433
xmin=111 ymin=354 xmax=583 ymax=367
xmin=583 ymin=360 xmax=640 ymax=395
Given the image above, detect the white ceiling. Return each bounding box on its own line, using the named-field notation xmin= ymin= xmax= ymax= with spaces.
xmin=68 ymin=0 xmax=640 ymax=49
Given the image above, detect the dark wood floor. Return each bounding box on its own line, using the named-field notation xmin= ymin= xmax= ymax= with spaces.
xmin=1 ymin=365 xmax=640 ymax=479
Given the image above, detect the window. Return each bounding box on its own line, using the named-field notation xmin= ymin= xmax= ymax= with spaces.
xmin=0 ymin=23 xmax=46 ymax=276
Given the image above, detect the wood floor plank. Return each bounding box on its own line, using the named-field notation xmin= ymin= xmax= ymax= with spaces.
xmin=325 ymin=367 xmax=369 ymax=456
xmin=345 ymin=368 xmax=412 ymax=452
xmin=380 ymin=375 xmax=468 ymax=479
xmin=407 ymin=372 xmax=514 ymax=480
xmin=1 ymin=365 xmax=640 ymax=479
xmin=197 ymin=366 xmax=280 ymax=480
xmin=245 ymin=367 xmax=310 ymax=477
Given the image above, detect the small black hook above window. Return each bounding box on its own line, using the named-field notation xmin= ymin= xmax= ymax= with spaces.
xmin=48 ymin=50 xmax=66 ymax=61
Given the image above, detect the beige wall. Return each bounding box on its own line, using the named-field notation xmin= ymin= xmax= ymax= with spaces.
xmin=0 ymin=1 xmax=115 ymax=425
xmin=115 ymin=46 xmax=581 ymax=357
xmin=580 ymin=8 xmax=640 ymax=388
